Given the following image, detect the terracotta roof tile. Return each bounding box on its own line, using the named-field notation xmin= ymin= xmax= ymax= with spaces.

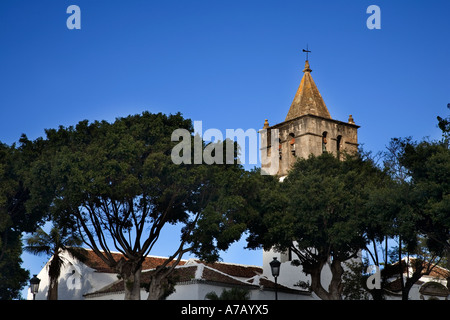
xmin=201 ymin=261 xmax=262 ymax=279
xmin=81 ymin=249 xmax=186 ymax=273
xmin=391 ymin=258 xmax=450 ymax=280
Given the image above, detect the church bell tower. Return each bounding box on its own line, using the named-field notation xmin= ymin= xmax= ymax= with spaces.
xmin=261 ymin=57 xmax=361 ymax=287
xmin=261 ymin=59 xmax=359 ymax=178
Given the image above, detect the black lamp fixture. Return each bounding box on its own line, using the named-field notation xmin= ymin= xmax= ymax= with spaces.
xmin=30 ymin=274 xmax=41 ymax=300
xmin=269 ymin=257 xmax=281 ymax=300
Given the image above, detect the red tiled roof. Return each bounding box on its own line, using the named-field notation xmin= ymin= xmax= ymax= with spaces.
xmin=200 ymin=266 xmax=257 ymax=286
xmin=87 ymin=265 xmax=198 ymax=296
xmin=428 ymin=265 xmax=450 ymax=279
xmin=84 ymin=264 xmax=260 ymax=297
xmin=80 ymin=249 xmax=264 ymax=278
xmin=201 ymin=261 xmax=262 ymax=279
xmin=80 ymin=249 xmax=187 ymax=273
xmin=390 ymin=258 xmax=450 ymax=279
xmin=383 ymin=258 xmax=450 ymax=294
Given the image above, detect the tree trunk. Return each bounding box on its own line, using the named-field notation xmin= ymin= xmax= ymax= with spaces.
xmin=397 ymin=238 xmax=408 ymax=300
xmin=123 ymin=268 xmax=141 ymax=300
xmin=305 ymin=257 xmax=344 ymax=300
xmin=117 ymin=259 xmax=142 ymax=300
xmin=328 ymin=258 xmax=344 ymax=300
xmin=47 ymin=276 xmax=59 ymax=300
xmin=305 ymin=259 xmax=331 ymax=300
xmin=47 ymin=253 xmax=60 ymax=300
xmin=147 ymin=269 xmax=175 ymax=300
xmin=147 ymin=273 xmax=166 ymax=300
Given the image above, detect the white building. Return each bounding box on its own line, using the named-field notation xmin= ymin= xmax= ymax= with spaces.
xmin=28 ymin=248 xmax=449 ymax=300
xmin=27 ymin=248 xmax=312 ymax=300
xmin=263 ymin=248 xmax=450 ymax=300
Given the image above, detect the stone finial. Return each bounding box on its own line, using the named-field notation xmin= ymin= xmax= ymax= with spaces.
xmin=263 ymin=119 xmax=270 ymax=129
xmin=303 ymin=60 xmax=312 ymax=73
xmin=348 ymin=114 xmax=355 ymax=124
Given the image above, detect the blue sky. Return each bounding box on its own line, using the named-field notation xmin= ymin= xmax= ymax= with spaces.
xmin=1 ymin=1 xmax=448 ymax=297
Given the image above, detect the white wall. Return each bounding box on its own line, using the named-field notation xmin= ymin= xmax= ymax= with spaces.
xmin=263 ymin=247 xmax=361 ymax=299
xmin=263 ymin=249 xmax=313 ymax=290
xmin=27 ymin=251 xmax=117 ymax=300
xmin=85 ymin=282 xmax=313 ymax=300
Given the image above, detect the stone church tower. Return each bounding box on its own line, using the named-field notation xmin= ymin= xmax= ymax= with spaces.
xmin=261 ymin=60 xmax=360 ymax=289
xmin=261 ymin=60 xmax=359 ymax=178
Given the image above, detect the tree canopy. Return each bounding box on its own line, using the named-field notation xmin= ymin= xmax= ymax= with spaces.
xmin=247 ymin=152 xmax=388 ymax=299
xmin=25 ymin=111 xmax=253 ymax=299
xmin=0 ymin=140 xmax=50 ymax=299
xmin=1 ymin=107 xmax=448 ymax=300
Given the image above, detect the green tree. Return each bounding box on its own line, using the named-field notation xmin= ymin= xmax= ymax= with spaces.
xmin=247 ymin=152 xmax=387 ymax=300
xmin=28 ymin=112 xmax=251 ymax=300
xmin=24 ymin=224 xmax=85 ymax=300
xmin=400 ymin=139 xmax=450 ymax=259
xmin=437 ymin=104 xmax=450 ymax=141
xmin=397 ymin=135 xmax=450 ymax=296
xmin=368 ymin=122 xmax=449 ymax=300
xmin=360 ymin=138 xmax=417 ymax=300
xmin=0 ymin=140 xmax=49 ymax=299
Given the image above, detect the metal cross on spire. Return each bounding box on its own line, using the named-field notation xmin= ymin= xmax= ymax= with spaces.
xmin=302 ymin=45 xmax=311 ymax=61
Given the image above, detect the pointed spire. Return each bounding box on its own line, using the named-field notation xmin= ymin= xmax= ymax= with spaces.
xmin=285 ymin=60 xmax=331 ymax=121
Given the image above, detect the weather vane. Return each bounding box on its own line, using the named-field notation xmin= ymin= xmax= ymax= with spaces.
xmin=302 ymin=45 xmax=311 ymax=61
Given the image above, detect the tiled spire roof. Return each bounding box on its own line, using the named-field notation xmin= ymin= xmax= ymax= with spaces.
xmin=285 ymin=60 xmax=331 ymax=121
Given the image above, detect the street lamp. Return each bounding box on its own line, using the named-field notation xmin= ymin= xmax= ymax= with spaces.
xmin=30 ymin=274 xmax=40 ymax=300
xmin=269 ymin=257 xmax=281 ymax=300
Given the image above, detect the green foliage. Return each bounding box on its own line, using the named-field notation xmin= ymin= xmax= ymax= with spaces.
xmin=342 ymin=260 xmax=372 ymax=300
xmin=380 ymin=136 xmax=449 ymax=258
xmin=246 ymin=152 xmax=388 ymax=299
xmin=437 ymin=104 xmax=450 ymax=141
xmin=0 ymin=232 xmax=29 ymax=300
xmin=189 ymin=163 xmax=256 ymax=262
xmin=249 ymin=152 xmax=385 ymax=257
xmin=25 ymin=111 xmax=252 ymax=299
xmin=364 ymin=114 xmax=450 ymax=299
xmin=399 ymin=138 xmax=450 ymax=263
xmin=0 ymin=140 xmax=49 ymax=299
xmin=205 ymin=287 xmax=251 ymax=300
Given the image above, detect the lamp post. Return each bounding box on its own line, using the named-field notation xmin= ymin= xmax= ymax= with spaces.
xmin=30 ymin=274 xmax=40 ymax=300
xmin=269 ymin=257 xmax=281 ymax=300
